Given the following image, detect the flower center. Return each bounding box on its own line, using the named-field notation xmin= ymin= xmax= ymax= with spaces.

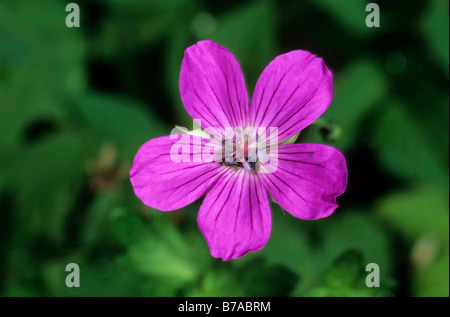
xmin=221 ymin=130 xmax=259 ymax=171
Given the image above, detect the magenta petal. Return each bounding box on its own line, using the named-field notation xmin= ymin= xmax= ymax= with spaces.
xmin=180 ymin=40 xmax=249 ymax=132
xmin=130 ymin=135 xmax=226 ymax=211
xmin=198 ymin=170 xmax=271 ymax=261
xmin=250 ymin=50 xmax=333 ymax=142
xmin=260 ymin=143 xmax=347 ymax=220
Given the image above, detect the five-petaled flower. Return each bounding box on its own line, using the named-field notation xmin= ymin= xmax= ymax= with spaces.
xmin=130 ymin=40 xmax=348 ymax=261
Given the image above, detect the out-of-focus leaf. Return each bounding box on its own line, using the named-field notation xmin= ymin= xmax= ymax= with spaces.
xmin=92 ymin=0 xmax=199 ymax=56
xmin=259 ymin=206 xmax=314 ymax=277
xmin=308 ymin=250 xmax=391 ymax=297
xmin=261 ymin=208 xmax=392 ymax=296
xmin=109 ymin=207 xmax=146 ymax=247
xmin=8 ymin=132 xmax=88 ymax=245
xmin=164 ymin=28 xmax=193 ymax=127
xmin=304 ymin=59 xmax=388 ymax=150
xmin=41 ymin=256 xmax=150 ymax=296
xmin=324 ymin=250 xmax=364 ymax=288
xmin=419 ymin=0 xmax=449 ymax=74
xmin=2 ymin=286 xmax=40 ymax=297
xmin=209 ymin=0 xmax=278 ymax=88
xmin=127 ymin=233 xmax=197 ymax=286
xmin=309 ymin=0 xmax=378 ymax=38
xmin=413 ymin=249 xmax=449 ymax=297
xmin=320 ymin=211 xmax=393 ymax=279
xmin=81 ymin=194 xmax=116 ymax=245
xmin=322 ymin=250 xmax=363 ymax=290
xmin=0 ymin=1 xmax=85 ymax=167
xmin=377 ymin=186 xmax=448 ymax=243
xmin=0 ymin=1 xmax=86 ymax=96
xmin=237 ymin=258 xmax=299 ymax=296
xmin=408 ymin=95 xmax=449 ymax=180
xmin=73 ymin=93 xmax=166 ymax=160
xmin=124 ymin=214 xmax=209 ymax=288
xmin=165 ymin=0 xmax=278 ymax=126
xmin=377 ymin=186 xmax=449 ymax=296
xmin=373 ymin=99 xmax=448 ymax=184
xmin=185 ymin=269 xmax=245 ymax=297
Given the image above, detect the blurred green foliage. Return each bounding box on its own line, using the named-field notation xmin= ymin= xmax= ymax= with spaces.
xmin=0 ymin=0 xmax=448 ymax=297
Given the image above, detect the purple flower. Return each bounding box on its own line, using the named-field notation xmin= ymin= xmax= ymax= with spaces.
xmin=130 ymin=40 xmax=347 ymax=261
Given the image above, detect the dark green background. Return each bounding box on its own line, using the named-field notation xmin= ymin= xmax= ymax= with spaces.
xmin=0 ymin=0 xmax=448 ymax=296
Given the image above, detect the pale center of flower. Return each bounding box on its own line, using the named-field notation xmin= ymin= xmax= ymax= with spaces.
xmin=221 ymin=128 xmax=260 ymax=171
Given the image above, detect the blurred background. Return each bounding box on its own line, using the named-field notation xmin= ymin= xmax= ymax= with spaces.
xmin=0 ymin=0 xmax=448 ymax=297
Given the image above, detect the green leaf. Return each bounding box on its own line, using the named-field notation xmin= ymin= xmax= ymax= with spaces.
xmin=124 ymin=214 xmax=209 ymax=288
xmin=376 ymin=186 xmax=449 ymax=243
xmin=419 ymin=0 xmax=449 ymax=74
xmin=311 ymin=250 xmax=390 ymax=297
xmin=309 ymin=0 xmax=378 ymax=38
xmin=109 ymin=207 xmax=146 ymax=247
xmin=237 ymin=258 xmax=299 ymax=296
xmin=73 ymin=93 xmax=166 ymax=160
xmin=322 ymin=250 xmax=364 ymax=290
xmin=304 ymin=59 xmax=389 ymax=150
xmin=413 ymin=249 xmax=449 ymax=297
xmin=259 ymin=206 xmax=315 ymax=277
xmin=80 ymin=195 xmax=117 ymax=246
xmin=261 ymin=208 xmax=392 ymax=296
xmin=41 ymin=256 xmax=151 ymax=296
xmin=0 ymin=0 xmax=86 ymax=167
xmin=373 ymin=99 xmax=448 ymax=184
xmin=164 ymin=28 xmax=193 ymax=126
xmin=377 ymin=186 xmax=449 ymax=296
xmin=127 ymin=233 xmax=197 ymax=286
xmin=92 ymin=0 xmax=199 ymax=56
xmin=9 ymin=132 xmax=88 ymax=245
xmin=320 ymin=211 xmax=393 ymax=279
xmin=209 ymin=0 xmax=278 ymax=88
xmin=186 ymin=269 xmax=245 ymax=297
xmin=164 ymin=0 xmax=278 ymax=127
